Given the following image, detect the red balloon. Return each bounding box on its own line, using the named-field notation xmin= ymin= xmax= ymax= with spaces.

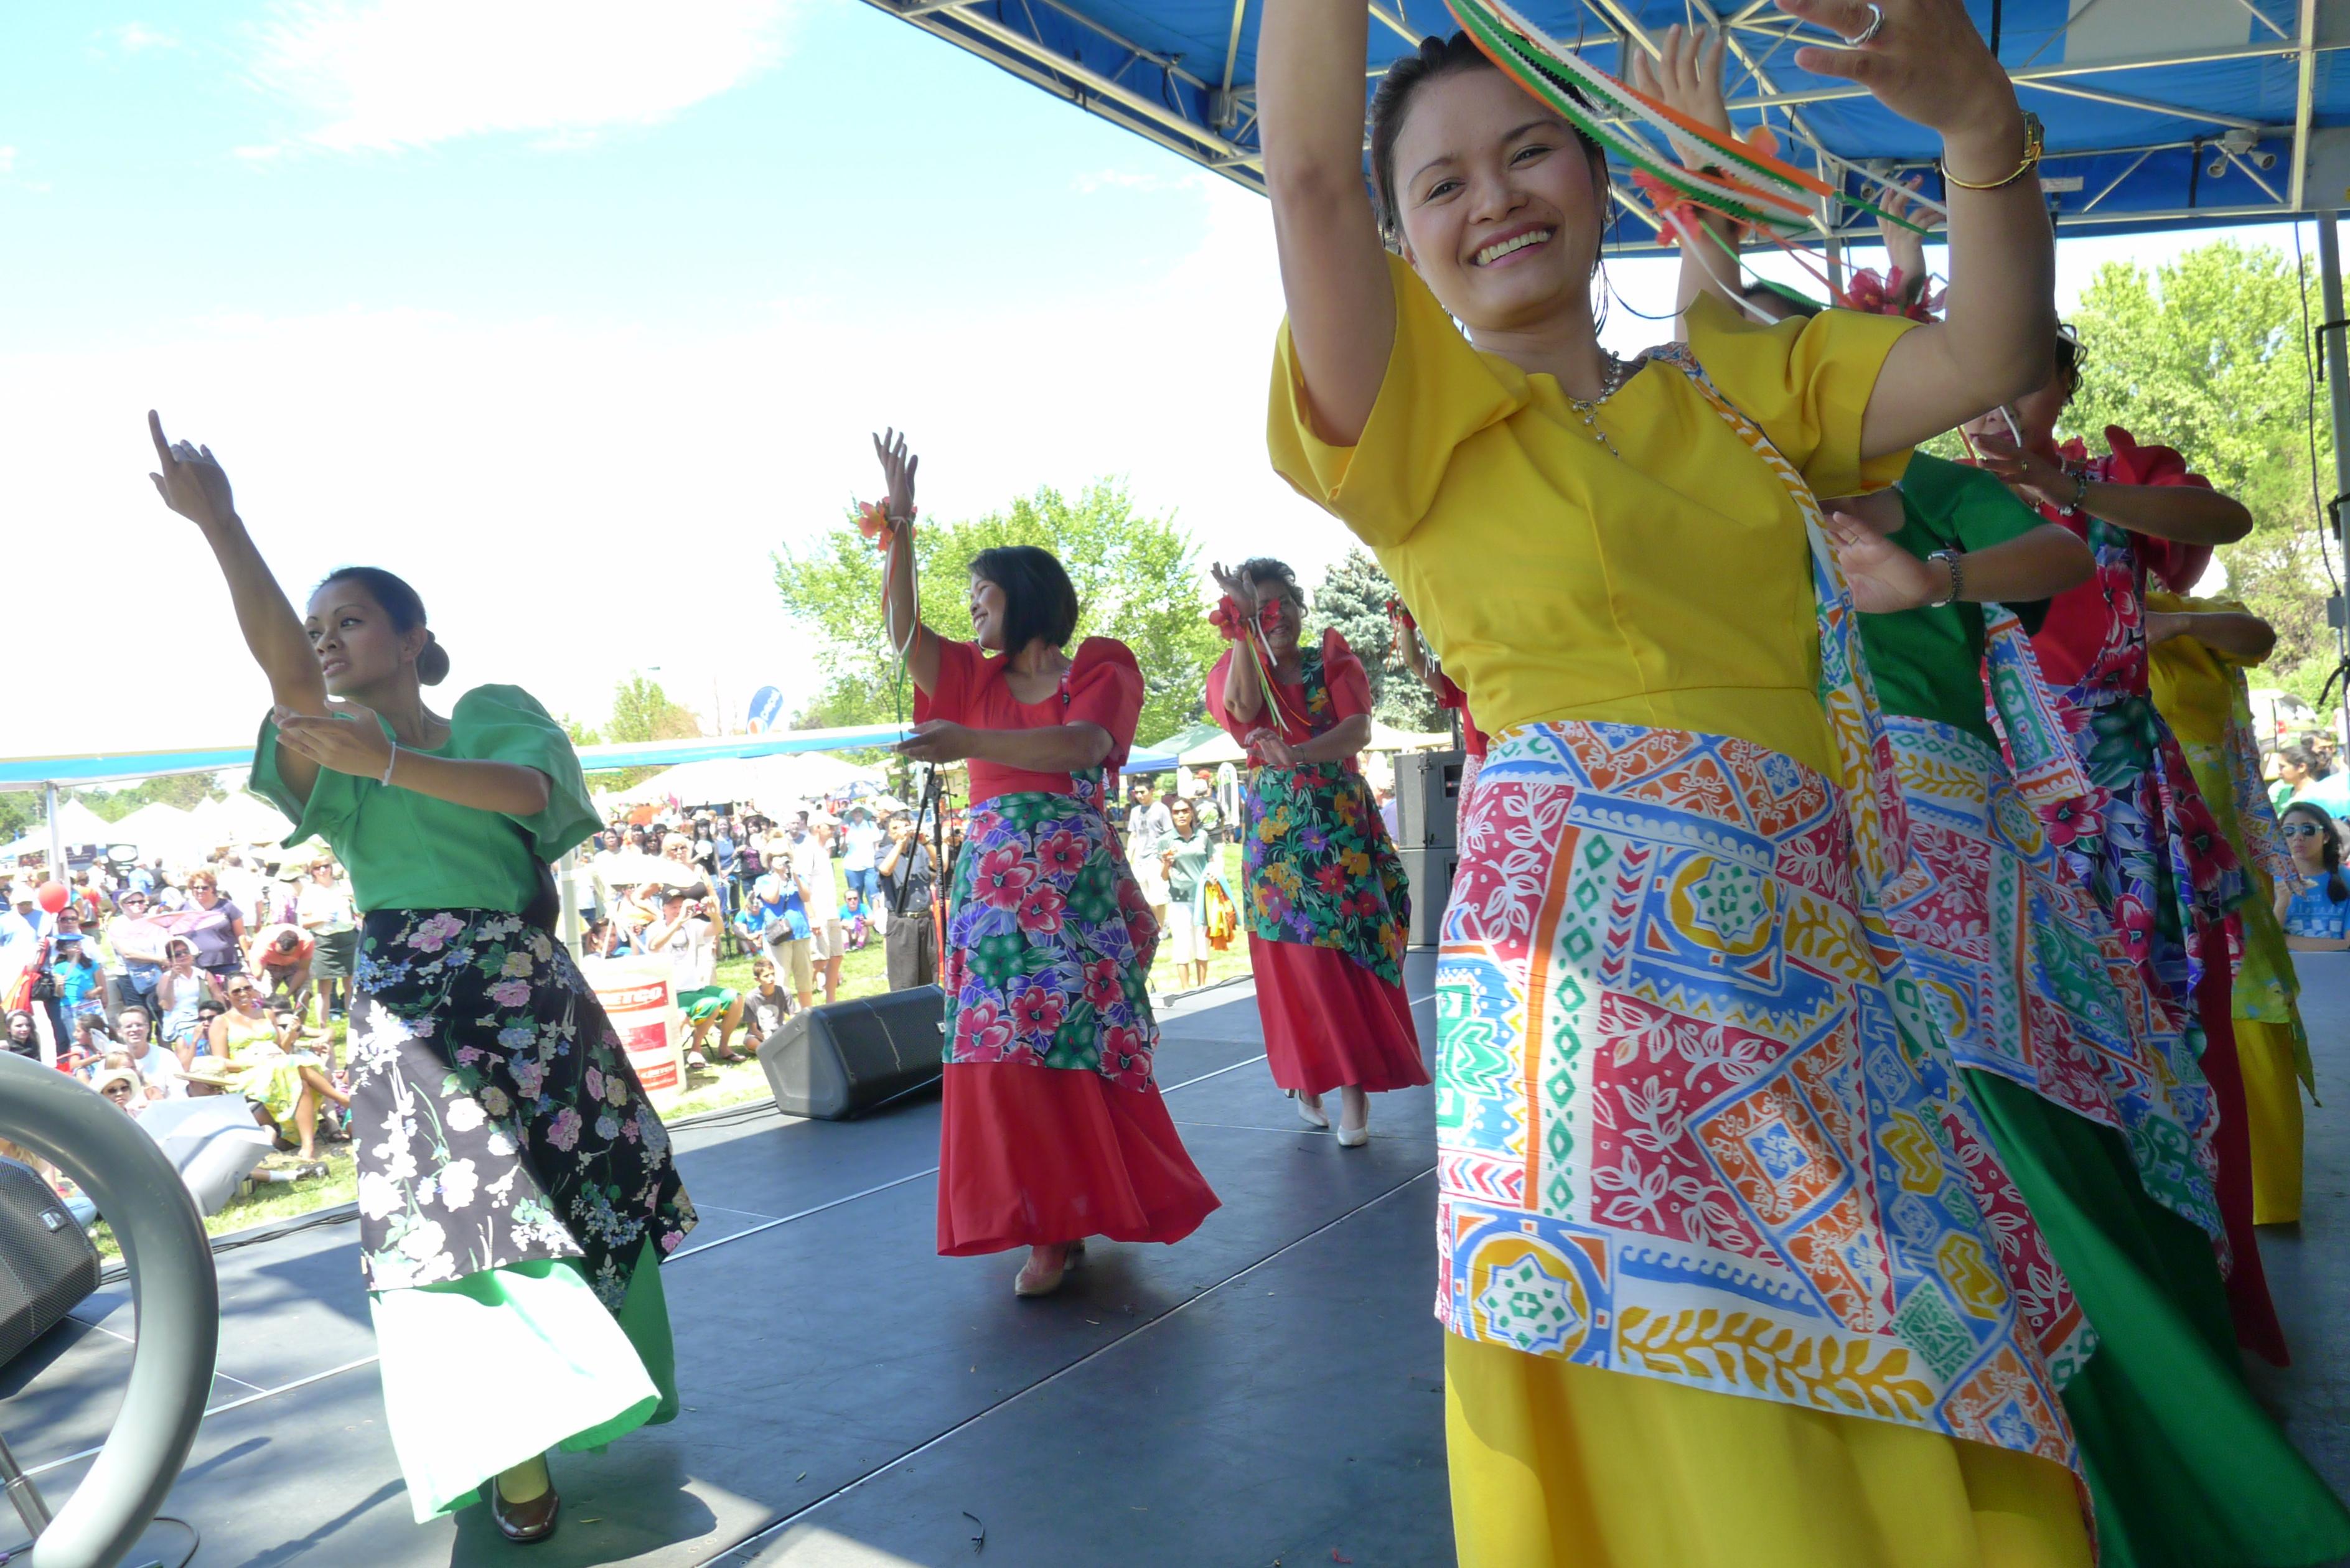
xmin=35 ymin=882 xmax=68 ymax=915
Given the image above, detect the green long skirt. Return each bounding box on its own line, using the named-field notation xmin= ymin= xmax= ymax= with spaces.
xmin=1965 ymin=1071 xmax=2350 ymax=1567
xmin=369 ymin=1241 xmax=680 ymax=1523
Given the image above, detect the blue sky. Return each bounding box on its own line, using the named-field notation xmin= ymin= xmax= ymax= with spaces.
xmin=0 ymin=2 xmax=2311 ymax=757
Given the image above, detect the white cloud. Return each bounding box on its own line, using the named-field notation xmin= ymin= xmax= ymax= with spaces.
xmin=110 ymin=22 xmax=180 ymax=52
xmin=0 ymin=147 xmax=14 ymax=177
xmin=243 ymin=0 xmax=797 ymax=153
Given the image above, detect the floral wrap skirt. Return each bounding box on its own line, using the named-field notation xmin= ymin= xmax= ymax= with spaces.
xmin=943 ymin=789 xmax=1160 ymax=1088
xmin=2039 ymin=688 xmax=2243 ymax=1006
xmin=1438 ymin=721 xmax=2087 ymax=1472
xmin=352 ymin=908 xmax=696 ymax=1304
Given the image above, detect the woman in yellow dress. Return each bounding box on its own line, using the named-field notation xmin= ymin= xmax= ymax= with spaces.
xmin=2145 ymin=597 xmax=2316 ymax=1224
xmin=206 ymin=975 xmax=349 ymax=1160
xmin=1258 ymin=0 xmax=2092 ymax=1561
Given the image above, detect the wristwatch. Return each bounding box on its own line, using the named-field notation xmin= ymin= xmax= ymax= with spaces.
xmin=1926 ymin=549 xmax=1965 ymax=608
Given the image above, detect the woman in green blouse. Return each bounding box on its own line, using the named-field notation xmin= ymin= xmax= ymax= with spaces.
xmin=146 ymin=412 xmax=696 ymax=1544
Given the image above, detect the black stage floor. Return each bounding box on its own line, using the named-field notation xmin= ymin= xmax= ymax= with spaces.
xmin=9 ymin=950 xmax=2349 ymax=1567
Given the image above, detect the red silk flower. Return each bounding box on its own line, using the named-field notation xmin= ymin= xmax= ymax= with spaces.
xmin=1838 ymin=266 xmax=1944 ymax=322
xmin=856 ymin=500 xmax=915 ymax=553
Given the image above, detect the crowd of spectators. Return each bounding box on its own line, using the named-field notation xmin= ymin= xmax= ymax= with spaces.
xmin=0 ymin=845 xmax=358 ymax=1182
xmin=6 ymin=763 xmax=1258 ymax=1174
xmin=574 ymin=800 xmax=945 ymax=1065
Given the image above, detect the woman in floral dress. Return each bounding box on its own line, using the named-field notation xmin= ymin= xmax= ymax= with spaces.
xmin=1964 ymin=357 xmax=2289 ymax=1362
xmin=1205 ymin=558 xmax=1425 ymax=1146
xmin=146 ymin=413 xmax=693 ymax=1542
xmin=873 ymin=431 xmax=1218 ymax=1299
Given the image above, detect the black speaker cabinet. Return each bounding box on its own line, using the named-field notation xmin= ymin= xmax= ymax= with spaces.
xmin=0 ymin=1159 xmax=99 ymax=1368
xmin=1393 ymin=749 xmax=1464 ymax=849
xmin=1398 ymin=845 xmax=1459 ymax=950
xmin=761 ymin=987 xmax=947 ymax=1120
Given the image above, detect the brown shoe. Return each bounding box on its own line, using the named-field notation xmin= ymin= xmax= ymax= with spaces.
xmin=490 ymin=1478 xmax=559 ymax=1543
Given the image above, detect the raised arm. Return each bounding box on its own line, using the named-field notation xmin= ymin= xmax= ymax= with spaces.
xmin=1627 ymin=27 xmax=1749 ymax=330
xmin=873 ymin=429 xmax=942 ymax=694
xmin=1209 ymin=564 xmax=1266 ymax=727
xmin=1259 ymin=0 xmax=1395 ymax=446
xmin=2147 ymin=609 xmax=2276 ymax=664
xmin=1968 ymin=436 xmax=2254 ymax=547
xmin=1771 ymin=0 xmax=2054 ymax=455
xmin=149 ymin=413 xmax=329 ymax=717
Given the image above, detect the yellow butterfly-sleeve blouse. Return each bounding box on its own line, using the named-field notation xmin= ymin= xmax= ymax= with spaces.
xmin=1268 ymin=252 xmax=1913 ymax=778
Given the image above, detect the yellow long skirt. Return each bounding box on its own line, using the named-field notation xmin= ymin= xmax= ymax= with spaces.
xmin=2234 ymin=1018 xmax=2305 ymax=1225
xmin=1446 ymin=1337 xmax=2092 ymax=1568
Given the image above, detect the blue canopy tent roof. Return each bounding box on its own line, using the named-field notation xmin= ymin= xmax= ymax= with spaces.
xmin=0 ymin=723 xmax=914 ymax=792
xmin=861 ymin=0 xmax=2350 ymax=250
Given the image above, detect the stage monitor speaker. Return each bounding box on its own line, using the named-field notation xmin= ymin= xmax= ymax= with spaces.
xmin=761 ymin=987 xmax=947 ymax=1120
xmin=0 ymin=1159 xmax=99 ymax=1368
xmin=1399 ymin=845 xmax=1459 ymax=950
xmin=1394 ymin=749 xmax=1464 ymax=849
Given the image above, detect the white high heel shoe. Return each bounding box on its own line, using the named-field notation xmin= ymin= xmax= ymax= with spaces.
xmin=1294 ymin=1091 xmax=1329 ymax=1131
xmin=1335 ymin=1088 xmax=1370 ymax=1147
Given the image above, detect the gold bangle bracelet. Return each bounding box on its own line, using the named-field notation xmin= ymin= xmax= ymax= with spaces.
xmin=1940 ymin=111 xmax=2044 ymax=192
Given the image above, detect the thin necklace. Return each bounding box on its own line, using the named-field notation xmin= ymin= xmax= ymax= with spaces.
xmin=1566 ymin=352 xmax=1629 ymax=455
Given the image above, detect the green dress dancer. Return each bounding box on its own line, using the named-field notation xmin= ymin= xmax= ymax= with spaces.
xmin=1854 ymin=453 xmax=2349 ymax=1567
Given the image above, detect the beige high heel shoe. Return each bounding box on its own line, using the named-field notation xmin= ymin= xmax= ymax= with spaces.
xmin=1014 ymin=1243 xmax=1072 ymax=1297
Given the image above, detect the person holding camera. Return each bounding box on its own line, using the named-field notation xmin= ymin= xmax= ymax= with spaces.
xmin=642 ymin=890 xmax=743 ymax=1065
xmin=878 ymin=812 xmax=937 ymax=990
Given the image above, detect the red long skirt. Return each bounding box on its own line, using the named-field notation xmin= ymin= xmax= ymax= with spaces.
xmin=935 ymin=1061 xmax=1220 ymax=1256
xmin=1250 ymin=936 xmax=1428 ymax=1098
xmin=2194 ymin=960 xmax=2290 ymax=1365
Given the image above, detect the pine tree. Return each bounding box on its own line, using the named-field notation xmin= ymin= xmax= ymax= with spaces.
xmin=1308 ymin=548 xmax=1443 ymax=731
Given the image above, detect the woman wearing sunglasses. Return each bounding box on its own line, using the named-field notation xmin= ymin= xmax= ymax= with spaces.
xmin=204 ymin=974 xmax=349 ymax=1161
xmin=2275 ymin=803 xmax=2350 ymax=952
xmin=147 ymin=412 xmax=694 ymax=1543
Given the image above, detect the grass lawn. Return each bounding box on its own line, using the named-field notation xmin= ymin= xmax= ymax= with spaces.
xmin=95 ymin=845 xmax=1263 ymax=1254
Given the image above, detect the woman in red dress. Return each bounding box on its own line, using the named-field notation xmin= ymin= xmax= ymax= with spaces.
xmin=874 ymin=432 xmax=1219 ymax=1297
xmin=1206 ymin=558 xmax=1426 ymax=1147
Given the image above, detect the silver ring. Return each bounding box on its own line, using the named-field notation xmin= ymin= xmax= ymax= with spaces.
xmin=1842 ymin=1 xmax=1884 ymax=45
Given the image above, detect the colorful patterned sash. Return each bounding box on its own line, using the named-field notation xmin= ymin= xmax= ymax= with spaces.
xmin=1241 ymin=643 xmax=1413 ymax=984
xmin=941 ymin=773 xmax=1162 ymax=1089
xmin=1432 ymin=349 xmax=2088 ymax=1473
xmin=1879 ymin=714 xmax=2220 ymax=1243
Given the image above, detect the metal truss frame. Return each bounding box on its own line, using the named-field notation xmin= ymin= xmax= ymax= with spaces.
xmin=863 ymin=0 xmax=2344 ymax=241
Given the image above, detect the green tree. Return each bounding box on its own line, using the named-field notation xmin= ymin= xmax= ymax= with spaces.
xmin=2060 ymin=240 xmax=2341 ymax=703
xmin=605 ymin=674 xmax=703 ymax=744
xmin=773 ymin=480 xmax=1221 ymax=748
xmin=82 ymin=773 xmax=230 ymax=823
xmin=1309 ymin=548 xmax=1443 ymax=730
xmin=2067 ymin=241 xmax=2321 ymax=498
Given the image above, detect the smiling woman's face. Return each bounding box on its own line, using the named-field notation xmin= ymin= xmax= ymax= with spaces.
xmin=967 ymin=573 xmax=1011 ymax=651
xmin=1390 ymin=67 xmax=1605 ymax=338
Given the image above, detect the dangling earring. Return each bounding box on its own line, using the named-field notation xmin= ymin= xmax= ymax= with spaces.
xmin=1591 ymin=251 xmax=1614 ymax=340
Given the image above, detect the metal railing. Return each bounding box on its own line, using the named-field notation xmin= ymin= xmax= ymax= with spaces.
xmin=0 ymin=1054 xmax=216 ymax=1568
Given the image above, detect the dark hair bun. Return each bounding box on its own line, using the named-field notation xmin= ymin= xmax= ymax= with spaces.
xmin=417 ymin=632 xmax=450 ymax=686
